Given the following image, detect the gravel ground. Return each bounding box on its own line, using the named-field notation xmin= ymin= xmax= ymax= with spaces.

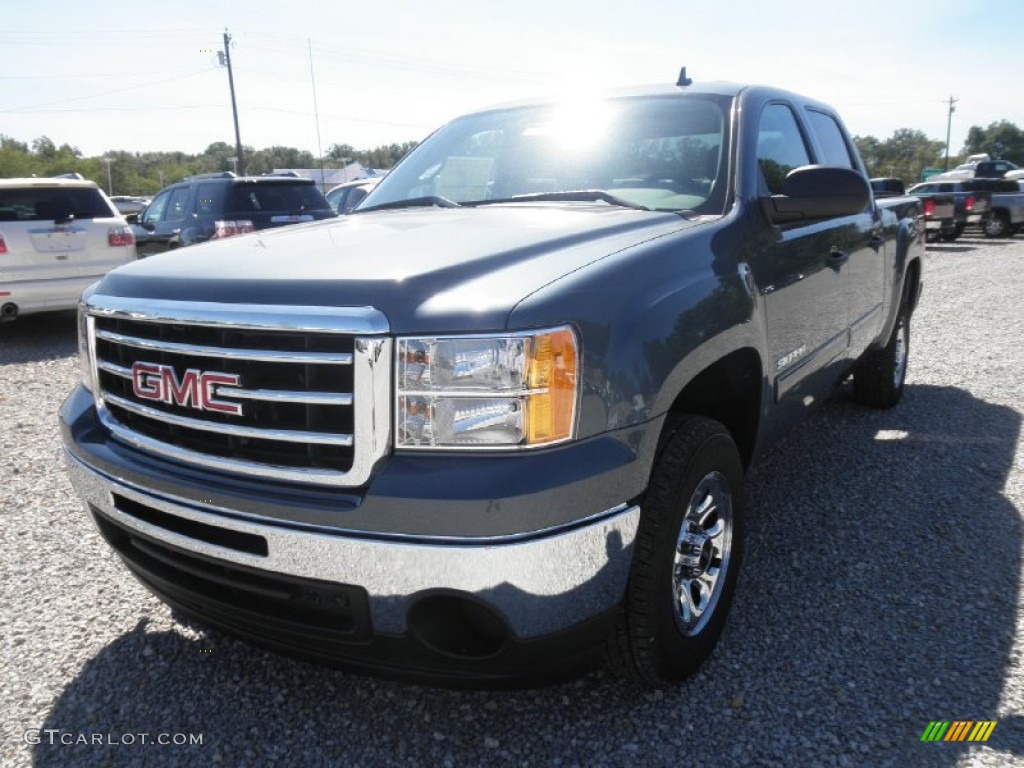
xmin=2 ymin=235 xmax=1023 ymax=768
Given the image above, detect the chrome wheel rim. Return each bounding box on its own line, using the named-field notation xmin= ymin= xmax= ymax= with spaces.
xmin=672 ymin=471 xmax=733 ymax=636
xmin=893 ymin=318 xmax=908 ymax=389
xmin=985 ymin=216 xmax=1005 ymax=237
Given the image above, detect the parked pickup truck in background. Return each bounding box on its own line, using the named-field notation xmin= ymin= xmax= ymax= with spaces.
xmin=961 ymin=178 xmax=1024 ymax=237
xmin=61 ymin=74 xmax=923 ymax=687
xmin=869 ymin=177 xmax=928 ymax=227
xmin=920 ymin=196 xmax=957 ymax=241
xmin=974 ymin=159 xmax=1019 ymax=178
xmin=908 ymin=179 xmax=992 ymax=241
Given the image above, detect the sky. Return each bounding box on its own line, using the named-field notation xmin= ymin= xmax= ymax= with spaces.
xmin=2 ymin=0 xmax=1022 ymax=162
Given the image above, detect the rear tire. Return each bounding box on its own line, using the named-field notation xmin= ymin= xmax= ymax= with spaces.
xmin=852 ymin=286 xmax=911 ymax=409
xmin=608 ymin=415 xmax=744 ymax=686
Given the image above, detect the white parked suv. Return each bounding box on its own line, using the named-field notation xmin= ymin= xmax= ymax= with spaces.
xmin=0 ymin=177 xmax=136 ymax=321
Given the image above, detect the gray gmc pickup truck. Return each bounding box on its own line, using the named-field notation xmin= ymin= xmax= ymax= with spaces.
xmin=61 ymin=75 xmax=923 ymax=687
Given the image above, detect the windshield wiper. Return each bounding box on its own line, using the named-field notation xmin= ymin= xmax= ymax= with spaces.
xmin=465 ymin=190 xmax=652 ymax=212
xmin=357 ymin=195 xmax=461 ymax=213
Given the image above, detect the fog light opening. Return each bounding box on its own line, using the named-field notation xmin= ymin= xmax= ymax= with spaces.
xmin=407 ymin=594 xmax=509 ymax=659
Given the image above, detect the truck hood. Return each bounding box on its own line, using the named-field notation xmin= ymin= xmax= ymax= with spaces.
xmin=98 ymin=205 xmax=697 ymax=332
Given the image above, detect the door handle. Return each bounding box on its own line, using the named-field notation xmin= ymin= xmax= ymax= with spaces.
xmin=827 ymin=246 xmax=849 ymax=268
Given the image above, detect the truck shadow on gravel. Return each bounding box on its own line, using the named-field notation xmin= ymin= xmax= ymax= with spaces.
xmin=0 ymin=311 xmax=78 ymax=365
xmin=925 ymin=245 xmax=982 ymax=254
xmin=32 ymin=383 xmax=1023 ymax=767
xmin=927 ymin=237 xmax=1017 ymax=254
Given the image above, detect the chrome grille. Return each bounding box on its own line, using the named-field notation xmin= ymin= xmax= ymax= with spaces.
xmin=85 ymin=296 xmax=391 ymax=487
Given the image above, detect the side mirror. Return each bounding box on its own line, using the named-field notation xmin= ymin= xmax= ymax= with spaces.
xmin=763 ymin=165 xmax=870 ymax=225
xmin=125 ymin=213 xmax=139 ymax=224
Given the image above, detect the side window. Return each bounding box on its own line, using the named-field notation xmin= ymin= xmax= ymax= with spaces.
xmin=195 ymin=183 xmax=224 ymax=215
xmin=342 ymin=187 xmax=369 ymax=213
xmin=757 ymin=104 xmax=811 ymax=194
xmin=806 ymin=110 xmax=855 ymax=168
xmin=141 ymin=189 xmax=172 ymax=225
xmin=332 ymin=188 xmax=351 ymax=213
xmin=165 ymin=187 xmax=192 ymax=221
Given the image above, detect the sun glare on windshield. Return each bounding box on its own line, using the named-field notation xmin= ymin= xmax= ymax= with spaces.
xmin=524 ymin=100 xmax=617 ymax=153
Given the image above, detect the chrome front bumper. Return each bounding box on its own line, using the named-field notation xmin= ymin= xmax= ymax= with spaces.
xmin=65 ymin=449 xmax=640 ymax=639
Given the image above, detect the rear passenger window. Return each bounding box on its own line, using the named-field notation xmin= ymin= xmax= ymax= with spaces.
xmin=195 ymin=183 xmax=225 ymax=215
xmin=757 ymin=104 xmax=811 ymax=194
xmin=807 ymin=110 xmax=855 ymax=168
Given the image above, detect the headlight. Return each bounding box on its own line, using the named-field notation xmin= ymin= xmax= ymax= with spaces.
xmin=77 ymin=302 xmax=95 ymax=393
xmin=396 ymin=327 xmax=578 ymax=449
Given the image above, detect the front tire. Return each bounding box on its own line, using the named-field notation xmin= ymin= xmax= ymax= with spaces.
xmin=609 ymin=416 xmax=744 ymax=686
xmin=984 ymin=211 xmax=1011 ymax=238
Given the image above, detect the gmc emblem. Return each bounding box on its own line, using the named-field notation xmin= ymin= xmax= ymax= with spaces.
xmin=131 ymin=362 xmax=243 ymax=416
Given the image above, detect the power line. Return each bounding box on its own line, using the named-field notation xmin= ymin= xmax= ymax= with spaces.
xmin=241 ymin=31 xmax=548 ymax=81
xmin=0 ymin=70 xmax=186 ymax=80
xmin=0 ymin=28 xmax=216 ymax=42
xmin=0 ymin=68 xmax=215 ymax=113
xmin=2 ymin=103 xmax=430 ymax=130
xmin=2 ymin=105 xmax=225 ymax=114
xmin=309 ymin=39 xmax=326 ymax=191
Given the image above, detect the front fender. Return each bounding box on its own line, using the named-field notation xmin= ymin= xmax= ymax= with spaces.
xmin=506 ymin=219 xmax=764 ymax=440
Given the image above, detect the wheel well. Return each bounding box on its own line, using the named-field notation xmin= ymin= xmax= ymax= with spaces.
xmin=666 ymin=348 xmax=762 ymax=468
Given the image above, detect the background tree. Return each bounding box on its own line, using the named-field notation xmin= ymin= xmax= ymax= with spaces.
xmin=326 ymin=140 xmax=417 ymax=169
xmin=325 ymin=143 xmax=357 ymax=165
xmin=963 ymin=120 xmax=1024 ymax=163
xmin=853 ymin=129 xmax=946 ymax=185
xmin=246 ymin=146 xmax=316 ymax=175
xmin=0 ymin=135 xmax=418 ymax=195
xmin=0 ymin=136 xmax=35 ymax=177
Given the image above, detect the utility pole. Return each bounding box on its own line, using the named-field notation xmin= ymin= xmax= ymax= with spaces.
xmin=219 ymin=30 xmax=244 ymax=176
xmin=944 ymin=96 xmax=958 ymax=171
xmin=102 ymin=157 xmax=113 ymax=195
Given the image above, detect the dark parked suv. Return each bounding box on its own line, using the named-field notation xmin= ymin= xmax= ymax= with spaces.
xmin=132 ymin=172 xmax=335 ymax=256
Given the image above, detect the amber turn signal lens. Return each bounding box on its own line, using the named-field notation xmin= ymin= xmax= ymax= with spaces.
xmin=526 ymin=329 xmax=577 ymax=445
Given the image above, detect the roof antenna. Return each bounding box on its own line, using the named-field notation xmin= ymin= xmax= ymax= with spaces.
xmin=677 ymin=67 xmax=693 ymax=87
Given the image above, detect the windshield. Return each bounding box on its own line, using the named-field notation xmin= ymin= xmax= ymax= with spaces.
xmin=362 ymin=95 xmax=730 ymax=214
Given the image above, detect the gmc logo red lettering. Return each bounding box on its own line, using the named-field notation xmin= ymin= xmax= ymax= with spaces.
xmin=131 ymin=362 xmax=244 ymax=416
